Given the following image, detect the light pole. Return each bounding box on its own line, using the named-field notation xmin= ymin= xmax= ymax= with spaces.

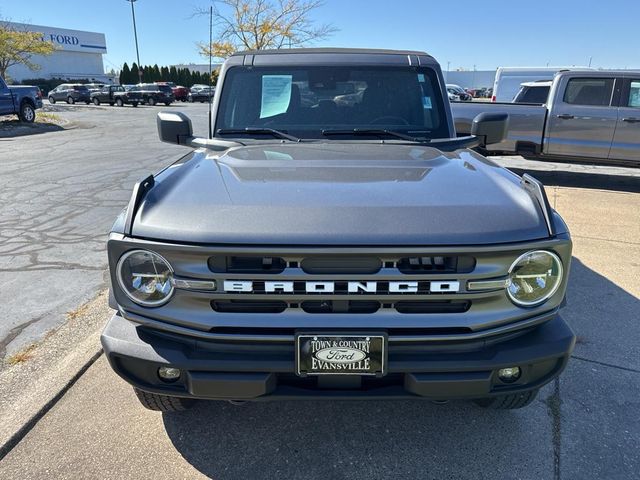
xmin=126 ymin=0 xmax=143 ymax=84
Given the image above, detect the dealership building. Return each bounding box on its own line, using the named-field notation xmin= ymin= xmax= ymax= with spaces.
xmin=4 ymin=22 xmax=110 ymax=83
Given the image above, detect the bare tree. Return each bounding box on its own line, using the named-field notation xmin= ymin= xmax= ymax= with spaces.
xmin=197 ymin=0 xmax=336 ymax=59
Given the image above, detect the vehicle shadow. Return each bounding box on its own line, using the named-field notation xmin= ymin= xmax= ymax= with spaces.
xmin=507 ymin=167 xmax=640 ymax=193
xmin=161 ymin=258 xmax=639 ymax=480
xmin=0 ymin=120 xmax=66 ymax=138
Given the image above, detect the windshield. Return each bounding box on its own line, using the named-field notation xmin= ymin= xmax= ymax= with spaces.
xmin=215 ymin=66 xmax=449 ymax=140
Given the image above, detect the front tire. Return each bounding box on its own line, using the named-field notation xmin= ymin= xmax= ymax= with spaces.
xmin=133 ymin=388 xmax=195 ymax=412
xmin=93 ymin=98 xmax=100 ymax=105
xmin=147 ymin=97 xmax=156 ymax=106
xmin=473 ymin=389 xmax=539 ymax=409
xmin=67 ymin=96 xmax=75 ymax=104
xmin=116 ymin=98 xmax=124 ymax=107
xmin=164 ymin=102 xmax=171 ymax=106
xmin=48 ymin=96 xmax=56 ymax=104
xmin=19 ymin=102 xmax=36 ymax=123
xmin=132 ymin=102 xmax=138 ymax=107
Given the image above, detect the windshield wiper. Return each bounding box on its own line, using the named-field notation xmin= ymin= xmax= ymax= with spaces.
xmin=217 ymin=128 xmax=300 ymax=142
xmin=321 ymin=128 xmax=430 ymax=143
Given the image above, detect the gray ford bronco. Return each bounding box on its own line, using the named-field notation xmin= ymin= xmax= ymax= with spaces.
xmin=101 ymin=49 xmax=575 ymax=412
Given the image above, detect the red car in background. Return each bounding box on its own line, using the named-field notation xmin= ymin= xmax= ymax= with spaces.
xmin=172 ymin=85 xmax=189 ymax=102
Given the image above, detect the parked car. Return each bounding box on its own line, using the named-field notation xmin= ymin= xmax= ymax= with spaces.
xmin=102 ymin=48 xmax=575 ymax=414
xmin=48 ymin=84 xmax=91 ymax=104
xmin=90 ymin=85 xmax=141 ymax=107
xmin=136 ymin=83 xmax=174 ymax=106
xmin=452 ymin=70 xmax=640 ymax=165
xmin=0 ymin=75 xmax=43 ymax=122
xmin=188 ymin=85 xmax=215 ymax=102
xmin=172 ymin=85 xmax=189 ymax=102
xmin=447 ymin=84 xmax=471 ymax=102
xmin=512 ymin=81 xmax=552 ymax=104
xmin=491 ymin=67 xmax=591 ymax=102
xmin=447 ymin=90 xmax=460 ymax=102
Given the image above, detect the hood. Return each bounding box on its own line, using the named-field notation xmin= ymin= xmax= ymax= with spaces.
xmin=132 ymin=143 xmax=549 ymax=245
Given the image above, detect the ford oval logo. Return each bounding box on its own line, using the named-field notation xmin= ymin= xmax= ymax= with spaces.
xmin=314 ymin=347 xmax=367 ymax=364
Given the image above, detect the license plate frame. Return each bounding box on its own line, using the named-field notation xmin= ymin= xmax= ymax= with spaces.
xmin=295 ymin=333 xmax=387 ymax=377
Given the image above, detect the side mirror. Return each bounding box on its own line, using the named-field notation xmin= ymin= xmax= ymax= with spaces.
xmin=470 ymin=112 xmax=508 ymax=146
xmin=157 ymin=111 xmax=193 ymax=145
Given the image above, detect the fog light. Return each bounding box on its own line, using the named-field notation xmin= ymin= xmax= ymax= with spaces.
xmin=497 ymin=366 xmax=521 ymax=383
xmin=158 ymin=366 xmax=181 ymax=382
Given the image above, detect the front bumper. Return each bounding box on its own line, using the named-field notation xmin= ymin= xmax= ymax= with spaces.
xmin=101 ymin=312 xmax=575 ymax=401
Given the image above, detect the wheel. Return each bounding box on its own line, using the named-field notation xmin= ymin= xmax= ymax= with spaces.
xmin=67 ymin=96 xmax=75 ymax=104
xmin=147 ymin=97 xmax=156 ymax=106
xmin=19 ymin=102 xmax=36 ymax=123
xmin=132 ymin=102 xmax=138 ymax=107
xmin=116 ymin=98 xmax=124 ymax=107
xmin=48 ymin=96 xmax=55 ymax=104
xmin=473 ymin=389 xmax=539 ymax=409
xmin=109 ymin=102 xmax=114 ymax=106
xmin=133 ymin=388 xmax=195 ymax=412
xmin=188 ymin=97 xmax=194 ymax=103
xmin=164 ymin=102 xmax=171 ymax=106
xmin=93 ymin=98 xmax=100 ymax=105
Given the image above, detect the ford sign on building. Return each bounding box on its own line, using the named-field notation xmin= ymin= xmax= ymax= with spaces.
xmin=5 ymin=22 xmax=109 ymax=82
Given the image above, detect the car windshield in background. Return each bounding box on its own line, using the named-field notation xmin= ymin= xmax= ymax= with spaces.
xmin=215 ymin=66 xmax=448 ymax=140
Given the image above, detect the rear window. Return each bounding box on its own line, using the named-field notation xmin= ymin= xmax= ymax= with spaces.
xmin=513 ymin=86 xmax=550 ymax=104
xmin=563 ymin=78 xmax=614 ymax=106
xmin=74 ymin=85 xmax=89 ymax=91
xmin=157 ymin=85 xmax=172 ymax=93
xmin=628 ymin=80 xmax=640 ymax=108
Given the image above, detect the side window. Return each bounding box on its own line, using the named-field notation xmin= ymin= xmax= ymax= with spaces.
xmin=627 ymin=80 xmax=640 ymax=108
xmin=563 ymin=78 xmax=614 ymax=106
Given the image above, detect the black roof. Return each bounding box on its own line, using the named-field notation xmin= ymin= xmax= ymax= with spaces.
xmin=232 ymin=47 xmax=432 ymax=57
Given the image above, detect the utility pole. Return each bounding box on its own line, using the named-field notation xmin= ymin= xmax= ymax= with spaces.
xmin=126 ymin=0 xmax=143 ymax=84
xmin=588 ymin=56 xmax=593 ymax=67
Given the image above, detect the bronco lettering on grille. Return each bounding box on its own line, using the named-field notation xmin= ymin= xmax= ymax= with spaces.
xmin=222 ymin=280 xmax=460 ymax=294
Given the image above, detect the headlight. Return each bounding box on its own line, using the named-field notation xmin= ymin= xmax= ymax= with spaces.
xmin=116 ymin=250 xmax=174 ymax=306
xmin=507 ymin=250 xmax=563 ymax=307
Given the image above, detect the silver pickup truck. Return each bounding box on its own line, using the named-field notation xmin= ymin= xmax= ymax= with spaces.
xmin=452 ymin=70 xmax=640 ymax=166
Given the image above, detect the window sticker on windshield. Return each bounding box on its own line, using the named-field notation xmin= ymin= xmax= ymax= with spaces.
xmin=423 ymin=96 xmax=432 ymax=109
xmin=418 ymin=74 xmax=425 ymax=82
xmin=260 ymin=75 xmax=293 ymax=118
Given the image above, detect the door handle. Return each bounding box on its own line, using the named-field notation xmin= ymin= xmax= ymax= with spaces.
xmin=556 ymin=114 xmax=575 ymax=120
xmin=622 ymin=117 xmax=640 ymax=123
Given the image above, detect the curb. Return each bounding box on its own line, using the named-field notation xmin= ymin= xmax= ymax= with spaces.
xmin=0 ymin=349 xmax=103 ymax=460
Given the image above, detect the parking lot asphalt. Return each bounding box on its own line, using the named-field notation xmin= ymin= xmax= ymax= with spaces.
xmin=0 ymin=101 xmax=210 ymax=360
xmin=0 ymin=102 xmax=639 ymax=479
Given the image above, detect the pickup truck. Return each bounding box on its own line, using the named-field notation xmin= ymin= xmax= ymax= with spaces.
xmin=101 ymin=48 xmax=575 ymax=414
xmin=452 ymin=70 xmax=640 ymax=166
xmin=0 ymin=76 xmax=43 ymax=123
xmin=91 ymin=85 xmax=141 ymax=107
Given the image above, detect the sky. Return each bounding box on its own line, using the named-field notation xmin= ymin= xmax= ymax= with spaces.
xmin=1 ymin=0 xmax=639 ymax=71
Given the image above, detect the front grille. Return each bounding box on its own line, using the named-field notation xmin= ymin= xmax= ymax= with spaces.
xmin=301 ymin=300 xmax=380 ymax=314
xmin=212 ymin=300 xmax=287 ymax=313
xmin=209 ymin=256 xmax=286 ymax=274
xmin=202 ymin=251 xmax=481 ymax=315
xmin=397 ymin=255 xmax=475 ymax=274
